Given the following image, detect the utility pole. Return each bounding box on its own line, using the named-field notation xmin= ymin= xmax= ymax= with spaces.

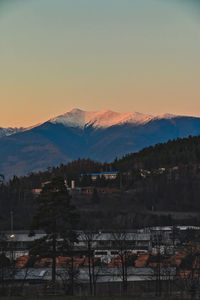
xmin=10 ymin=211 xmax=13 ymax=235
xmin=120 ymin=173 xmax=122 ymax=190
xmin=155 ymin=232 xmax=162 ymax=297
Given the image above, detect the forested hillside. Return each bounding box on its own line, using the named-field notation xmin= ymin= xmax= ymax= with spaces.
xmin=1 ymin=135 xmax=200 ymax=230
xmin=113 ymin=135 xmax=200 ymax=171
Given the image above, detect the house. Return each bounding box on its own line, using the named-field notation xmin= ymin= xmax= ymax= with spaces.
xmin=81 ymin=171 xmax=119 ymax=181
xmin=32 ymin=188 xmax=42 ymax=195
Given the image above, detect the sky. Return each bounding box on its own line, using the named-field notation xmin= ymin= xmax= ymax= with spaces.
xmin=0 ymin=0 xmax=200 ymax=127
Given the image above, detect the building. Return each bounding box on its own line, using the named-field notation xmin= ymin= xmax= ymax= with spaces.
xmin=81 ymin=171 xmax=119 ymax=181
xmin=1 ymin=230 xmax=151 ymax=261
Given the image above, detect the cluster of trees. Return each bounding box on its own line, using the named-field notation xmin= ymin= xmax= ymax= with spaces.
xmin=1 ymin=173 xmax=200 ymax=296
xmin=132 ymin=164 xmax=200 ymax=213
xmin=30 ymin=177 xmax=79 ymax=286
xmin=113 ymin=135 xmax=200 ymax=171
xmin=0 ymin=175 xmax=35 ymax=230
xmin=0 ymin=178 xmax=138 ymax=296
xmin=1 ymin=135 xmax=200 ymax=230
xmin=0 ymin=177 xmax=80 ymax=295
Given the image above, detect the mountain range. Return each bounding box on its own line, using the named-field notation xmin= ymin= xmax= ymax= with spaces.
xmin=1 ymin=108 xmax=200 ymax=178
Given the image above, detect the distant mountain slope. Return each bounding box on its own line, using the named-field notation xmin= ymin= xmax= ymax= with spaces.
xmin=1 ymin=109 xmax=200 ymax=178
xmin=0 ymin=127 xmax=24 ymax=138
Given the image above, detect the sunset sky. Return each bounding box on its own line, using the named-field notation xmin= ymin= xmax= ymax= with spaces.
xmin=0 ymin=0 xmax=200 ymax=127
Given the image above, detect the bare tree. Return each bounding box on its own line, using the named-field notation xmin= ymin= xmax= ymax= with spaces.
xmin=60 ymin=241 xmax=80 ymax=295
xmin=0 ymin=232 xmax=10 ymax=295
xmin=111 ymin=230 xmax=131 ymax=295
xmin=178 ymin=246 xmax=200 ymax=299
xmin=0 ymin=232 xmax=22 ymax=296
xmin=81 ymin=230 xmax=101 ymax=296
xmin=151 ymin=231 xmax=163 ymax=297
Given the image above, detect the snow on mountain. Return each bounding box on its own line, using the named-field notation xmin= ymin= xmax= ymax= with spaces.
xmin=0 ymin=110 xmax=179 ymax=139
xmin=0 ymin=122 xmax=42 ymax=138
xmin=49 ymin=108 xmax=179 ymax=129
xmin=50 ymin=108 xmax=155 ymax=128
xmin=0 ymin=109 xmax=199 ymax=178
xmin=0 ymin=127 xmax=24 ymax=138
xmin=153 ymin=113 xmax=177 ymax=121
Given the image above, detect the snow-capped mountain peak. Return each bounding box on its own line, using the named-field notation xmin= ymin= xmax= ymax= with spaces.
xmin=50 ymin=108 xmax=154 ymax=128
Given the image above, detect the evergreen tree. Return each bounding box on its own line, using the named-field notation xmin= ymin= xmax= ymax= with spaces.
xmin=30 ymin=177 xmax=79 ymax=284
xmin=0 ymin=174 xmax=4 ymax=185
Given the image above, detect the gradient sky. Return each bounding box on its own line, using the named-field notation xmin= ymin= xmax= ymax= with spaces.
xmin=0 ymin=0 xmax=200 ymax=127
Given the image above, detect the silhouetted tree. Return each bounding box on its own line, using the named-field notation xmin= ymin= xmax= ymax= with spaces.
xmin=30 ymin=177 xmax=79 ymax=285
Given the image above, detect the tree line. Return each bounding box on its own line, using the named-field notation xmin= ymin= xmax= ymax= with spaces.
xmin=1 ymin=135 xmax=200 ymax=230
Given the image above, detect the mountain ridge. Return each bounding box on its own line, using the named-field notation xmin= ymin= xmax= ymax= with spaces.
xmin=1 ymin=109 xmax=200 ymax=178
xmin=0 ymin=109 xmax=192 ymax=134
xmin=49 ymin=108 xmax=177 ymax=129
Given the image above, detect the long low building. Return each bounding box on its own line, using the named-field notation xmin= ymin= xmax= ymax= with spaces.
xmin=2 ymin=225 xmax=199 ymax=261
xmin=81 ymin=171 xmax=119 ymax=181
xmin=1 ymin=230 xmax=151 ymax=260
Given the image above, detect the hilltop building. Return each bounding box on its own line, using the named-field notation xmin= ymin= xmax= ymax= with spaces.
xmin=81 ymin=171 xmax=119 ymax=181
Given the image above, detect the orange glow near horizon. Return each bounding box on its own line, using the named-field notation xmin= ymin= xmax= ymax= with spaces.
xmin=0 ymin=0 xmax=200 ymax=127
